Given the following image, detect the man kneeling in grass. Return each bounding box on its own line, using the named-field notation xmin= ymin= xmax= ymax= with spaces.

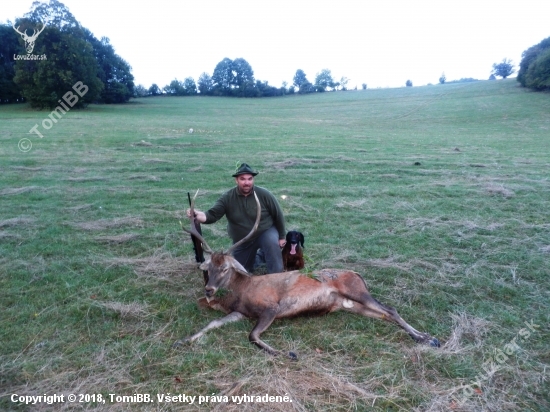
xmin=187 ymin=163 xmax=286 ymax=274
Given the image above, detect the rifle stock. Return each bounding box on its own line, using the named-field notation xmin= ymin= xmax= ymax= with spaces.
xmin=187 ymin=192 xmax=208 ymax=285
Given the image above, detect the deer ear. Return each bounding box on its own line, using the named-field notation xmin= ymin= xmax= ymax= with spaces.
xmin=230 ymin=259 xmax=251 ymax=277
xmin=199 ymin=261 xmax=209 ymax=271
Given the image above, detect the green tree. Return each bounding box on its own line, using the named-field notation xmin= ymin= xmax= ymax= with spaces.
xmin=14 ymin=0 xmax=133 ymax=106
xmin=25 ymin=0 xmax=79 ymax=30
xmin=492 ymin=58 xmax=515 ymax=79
xmin=298 ymin=81 xmax=314 ymax=94
xmin=231 ymin=58 xmax=254 ymax=88
xmin=183 ymin=77 xmax=197 ymax=95
xmin=211 ymin=57 xmax=255 ymax=96
xmin=197 ymin=72 xmax=213 ymax=95
xmin=339 ymin=76 xmax=349 ymax=91
xmin=164 ymin=79 xmax=185 ymax=95
xmin=85 ymin=33 xmax=134 ymax=103
xmin=133 ymin=84 xmax=148 ymax=97
xmin=293 ymin=69 xmax=308 ymax=88
xmin=406 ymin=79 xmax=413 ymax=87
xmin=212 ymin=57 xmax=233 ymax=94
xmin=523 ymin=48 xmax=550 ymax=91
xmin=439 ymin=73 xmax=446 ymax=84
xmin=0 ymin=24 xmax=24 ymax=103
xmin=518 ymin=36 xmax=550 ymax=89
xmin=315 ymin=68 xmax=335 ymax=90
xmin=281 ymin=81 xmax=288 ymax=95
xmin=253 ymin=80 xmax=282 ymax=97
xmin=148 ymin=84 xmax=161 ymax=96
xmin=14 ymin=25 xmax=103 ymax=108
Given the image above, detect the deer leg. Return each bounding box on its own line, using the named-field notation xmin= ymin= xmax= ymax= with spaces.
xmin=249 ymin=309 xmax=298 ymax=360
xmin=344 ymin=293 xmax=440 ymax=347
xmin=173 ymin=311 xmax=245 ymax=348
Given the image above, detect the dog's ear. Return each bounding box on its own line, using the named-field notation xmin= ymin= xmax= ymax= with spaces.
xmin=286 ymin=231 xmax=291 ymax=242
xmin=299 ymin=232 xmax=305 ymax=247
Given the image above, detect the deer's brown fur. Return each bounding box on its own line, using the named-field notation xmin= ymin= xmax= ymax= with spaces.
xmin=176 ymin=191 xmax=440 ymax=359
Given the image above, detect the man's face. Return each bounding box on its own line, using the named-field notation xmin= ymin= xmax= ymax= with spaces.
xmin=235 ymin=174 xmax=254 ymax=195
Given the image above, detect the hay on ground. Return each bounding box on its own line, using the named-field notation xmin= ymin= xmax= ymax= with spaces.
xmin=0 ymin=216 xmax=36 ymax=228
xmin=71 ymin=216 xmax=144 ymax=231
xmin=133 ymin=140 xmax=153 ymax=146
xmin=484 ymin=184 xmax=515 ymax=198
xmin=65 ymin=204 xmax=93 ymax=212
xmin=66 ymin=176 xmax=108 ymax=182
xmin=0 ymin=186 xmax=40 ymax=196
xmin=128 ymin=174 xmax=161 ymax=181
xmin=441 ymin=312 xmax=492 ymax=354
xmin=96 ymin=301 xmax=150 ymax=319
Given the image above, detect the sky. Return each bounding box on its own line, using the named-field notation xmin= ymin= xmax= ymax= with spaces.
xmin=2 ymin=0 xmax=549 ymax=89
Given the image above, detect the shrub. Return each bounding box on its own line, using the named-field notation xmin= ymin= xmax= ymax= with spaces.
xmin=517 ymin=37 xmax=550 ymax=90
xmin=524 ymin=48 xmax=550 ymax=91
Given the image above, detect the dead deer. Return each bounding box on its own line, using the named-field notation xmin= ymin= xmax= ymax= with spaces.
xmin=175 ymin=191 xmax=440 ymax=359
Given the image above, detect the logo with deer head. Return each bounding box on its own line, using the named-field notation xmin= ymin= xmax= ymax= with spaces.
xmin=13 ymin=19 xmax=46 ymax=54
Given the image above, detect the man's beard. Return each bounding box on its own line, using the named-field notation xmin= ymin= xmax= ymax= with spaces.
xmin=240 ymin=184 xmax=253 ymax=194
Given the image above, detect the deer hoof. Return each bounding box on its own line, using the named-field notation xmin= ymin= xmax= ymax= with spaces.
xmin=429 ymin=338 xmax=440 ymax=348
xmin=288 ymin=351 xmax=298 ymax=361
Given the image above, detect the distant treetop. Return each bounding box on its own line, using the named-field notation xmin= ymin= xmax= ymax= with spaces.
xmin=492 ymin=58 xmax=515 ymax=79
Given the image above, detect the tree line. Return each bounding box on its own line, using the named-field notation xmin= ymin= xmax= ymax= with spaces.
xmin=0 ymin=0 xmax=134 ymax=107
xmin=483 ymin=36 xmax=550 ymax=91
xmin=4 ymin=1 xmax=547 ymax=108
xmin=134 ymin=61 xmax=353 ymax=99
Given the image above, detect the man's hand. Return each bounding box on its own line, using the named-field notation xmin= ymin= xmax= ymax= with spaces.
xmin=186 ymin=209 xmax=207 ymax=223
xmin=279 ymin=239 xmax=286 ymax=248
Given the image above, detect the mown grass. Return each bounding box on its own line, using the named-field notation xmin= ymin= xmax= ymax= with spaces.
xmin=1 ymin=79 xmax=549 ymax=411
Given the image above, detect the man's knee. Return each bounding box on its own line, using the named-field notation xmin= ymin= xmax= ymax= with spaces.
xmin=259 ymin=227 xmax=283 ymax=273
xmin=232 ymin=244 xmax=257 ymax=273
xmin=259 ymin=228 xmax=280 ymax=251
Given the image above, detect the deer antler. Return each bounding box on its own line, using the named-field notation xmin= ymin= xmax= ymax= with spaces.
xmin=12 ymin=23 xmax=25 ymax=37
xmin=29 ymin=19 xmax=46 ymax=40
xmin=227 ymin=191 xmax=261 ymax=254
xmin=12 ymin=18 xmax=45 ymax=40
xmin=180 ymin=189 xmax=213 ymax=254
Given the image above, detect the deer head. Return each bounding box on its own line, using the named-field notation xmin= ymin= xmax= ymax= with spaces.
xmin=182 ymin=190 xmax=261 ymax=298
xmin=13 ymin=19 xmax=46 ymax=54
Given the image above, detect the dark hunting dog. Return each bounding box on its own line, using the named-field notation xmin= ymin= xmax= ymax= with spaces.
xmin=282 ymin=230 xmax=305 ymax=271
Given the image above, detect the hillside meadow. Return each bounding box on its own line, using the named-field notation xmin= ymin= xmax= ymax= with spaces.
xmin=0 ymin=79 xmax=549 ymax=411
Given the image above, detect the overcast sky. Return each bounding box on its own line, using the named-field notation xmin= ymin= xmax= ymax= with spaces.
xmin=2 ymin=0 xmax=548 ymax=89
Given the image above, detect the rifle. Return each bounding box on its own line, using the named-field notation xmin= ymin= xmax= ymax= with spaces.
xmin=183 ymin=191 xmax=209 ymax=285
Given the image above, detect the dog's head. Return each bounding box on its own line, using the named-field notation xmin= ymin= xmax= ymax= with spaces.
xmin=285 ymin=231 xmax=304 ymax=255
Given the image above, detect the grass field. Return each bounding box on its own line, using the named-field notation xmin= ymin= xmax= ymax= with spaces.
xmin=1 ymin=79 xmax=549 ymax=411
